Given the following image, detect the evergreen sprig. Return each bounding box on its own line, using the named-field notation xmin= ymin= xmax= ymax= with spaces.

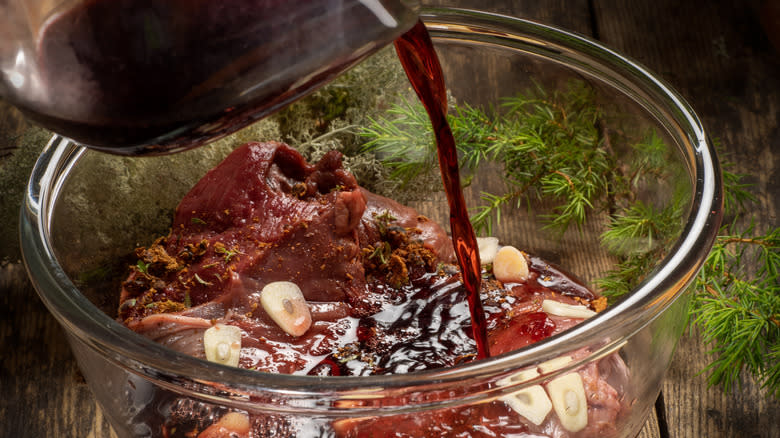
xmin=360 ymin=97 xmax=437 ymax=188
xmin=692 ymin=222 xmax=780 ymax=396
xmin=361 ymin=82 xmax=616 ymax=235
xmin=600 ymin=150 xmax=779 ymax=395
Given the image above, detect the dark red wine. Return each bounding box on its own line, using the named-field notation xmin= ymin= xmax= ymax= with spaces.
xmin=394 ymin=21 xmax=490 ymax=360
xmin=20 ymin=0 xmax=415 ymax=154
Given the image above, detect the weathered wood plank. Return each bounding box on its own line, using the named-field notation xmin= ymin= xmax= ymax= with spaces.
xmin=0 ymin=269 xmax=115 ymax=437
xmin=593 ymin=1 xmax=780 ymax=437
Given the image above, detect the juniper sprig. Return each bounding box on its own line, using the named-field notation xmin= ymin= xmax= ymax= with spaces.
xmin=361 ymin=82 xmax=620 ymax=236
xmin=692 ymin=221 xmax=780 ymax=396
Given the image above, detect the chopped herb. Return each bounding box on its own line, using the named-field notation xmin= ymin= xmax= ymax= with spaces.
xmin=136 ymin=260 xmax=150 ymax=274
xmin=214 ymin=243 xmax=240 ymax=262
xmin=369 ymin=242 xmax=392 ymax=265
xmin=374 ymin=210 xmax=397 ymax=236
xmin=190 ymin=217 xmax=207 ymax=225
xmin=193 ymin=273 xmax=212 ymax=286
xmin=119 ymin=298 xmax=137 ymax=312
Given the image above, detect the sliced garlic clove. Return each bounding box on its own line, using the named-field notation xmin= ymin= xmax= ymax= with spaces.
xmin=203 ymin=324 xmax=242 ymax=367
xmin=492 ymin=245 xmax=529 ymax=283
xmin=502 ymin=385 xmax=553 ymax=426
xmin=260 ymin=281 xmax=312 ymax=337
xmin=502 ymin=367 xmax=540 ymax=384
xmin=537 ymin=355 xmax=573 ymax=374
xmin=541 ymin=299 xmax=597 ymax=319
xmin=477 ymin=237 xmax=500 ymax=265
xmin=546 ymin=372 xmax=588 ymax=432
xmin=499 ymin=367 xmax=552 ymax=426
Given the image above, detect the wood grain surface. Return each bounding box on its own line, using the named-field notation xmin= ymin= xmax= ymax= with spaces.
xmin=1 ymin=1 xmax=778 ymax=437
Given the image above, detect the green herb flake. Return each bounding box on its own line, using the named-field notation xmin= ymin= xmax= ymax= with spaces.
xmin=374 ymin=210 xmax=398 ymax=236
xmin=136 ymin=260 xmax=150 ymax=274
xmin=215 ymin=244 xmax=240 ymax=262
xmin=193 ymin=273 xmax=212 ymax=286
xmin=369 ymin=242 xmax=392 ymax=265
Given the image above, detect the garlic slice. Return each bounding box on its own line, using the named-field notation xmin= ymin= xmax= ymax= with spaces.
xmin=260 ymin=281 xmax=312 ymax=337
xmin=499 ymin=368 xmax=552 ymax=425
xmin=541 ymin=299 xmax=597 ymax=319
xmin=504 ymin=385 xmax=553 ymax=426
xmin=492 ymin=245 xmax=529 ymax=283
xmin=546 ymin=372 xmax=588 ymax=432
xmin=500 ymin=368 xmax=541 ymax=385
xmin=537 ymin=356 xmax=573 ymax=374
xmin=203 ymin=324 xmax=242 ymax=367
xmin=477 ymin=237 xmax=500 ymax=264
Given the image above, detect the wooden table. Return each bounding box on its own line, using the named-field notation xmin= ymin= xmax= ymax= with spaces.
xmin=1 ymin=1 xmax=778 ymax=436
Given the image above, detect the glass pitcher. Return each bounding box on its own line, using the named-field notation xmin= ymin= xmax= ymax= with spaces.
xmin=0 ymin=0 xmax=418 ymax=155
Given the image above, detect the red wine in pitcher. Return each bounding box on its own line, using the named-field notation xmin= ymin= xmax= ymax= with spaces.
xmin=12 ymin=0 xmax=416 ymax=154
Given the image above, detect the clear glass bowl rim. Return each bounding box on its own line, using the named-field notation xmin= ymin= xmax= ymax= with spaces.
xmin=20 ymin=6 xmax=722 ymax=413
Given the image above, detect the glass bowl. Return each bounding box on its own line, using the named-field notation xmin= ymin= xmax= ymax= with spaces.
xmin=20 ymin=7 xmax=722 ymax=438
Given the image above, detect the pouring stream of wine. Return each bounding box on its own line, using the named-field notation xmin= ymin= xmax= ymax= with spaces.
xmin=394 ymin=21 xmax=490 ymax=360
